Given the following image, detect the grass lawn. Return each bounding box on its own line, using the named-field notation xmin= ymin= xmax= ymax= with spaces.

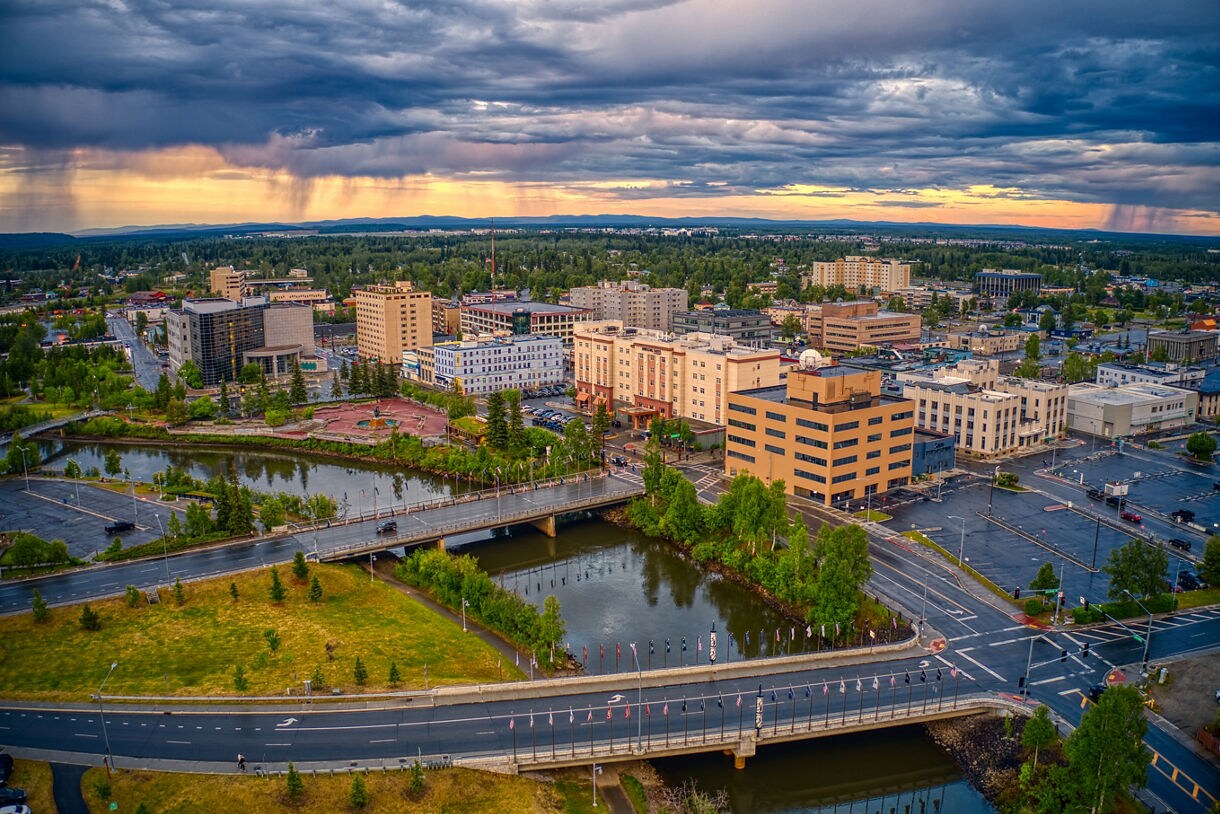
xmin=852 ymin=509 xmax=893 ymax=522
xmin=10 ymin=759 xmax=56 ymax=814
xmin=1176 ymin=586 xmax=1220 ymax=610
xmin=81 ymin=765 xmax=564 ymax=814
xmin=0 ymin=564 xmax=522 ymax=701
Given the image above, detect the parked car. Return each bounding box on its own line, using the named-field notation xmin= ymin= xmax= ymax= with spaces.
xmin=1171 ymin=509 xmax=1196 ymax=523
xmin=0 ymin=805 xmax=32 ymax=814
xmin=1105 ymin=495 xmax=1126 ymax=507
xmin=0 ymin=787 xmax=26 ymax=805
xmin=1168 ymin=538 xmax=1192 ymax=551
xmin=1119 ymin=509 xmax=1142 ymax=523
xmin=1086 ymin=488 xmax=1104 ymax=500
xmin=0 ymin=754 xmax=11 ymax=784
xmin=104 ymin=520 xmax=135 ymax=535
xmin=376 ymin=520 xmax=397 ymax=535
xmin=1178 ymin=572 xmax=1200 ymax=591
xmin=1088 ymin=683 xmax=1108 ymax=702
xmin=610 ymin=455 xmax=627 ymax=466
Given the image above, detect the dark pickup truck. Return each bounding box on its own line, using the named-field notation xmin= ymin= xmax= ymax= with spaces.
xmin=104 ymin=520 xmax=135 ymax=535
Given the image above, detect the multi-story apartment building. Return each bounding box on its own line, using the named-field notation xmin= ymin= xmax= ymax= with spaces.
xmin=892 ymin=359 xmax=1068 ymax=456
xmin=803 ymin=257 xmax=911 ymax=292
xmin=804 ymin=301 xmax=922 ymax=352
xmin=209 ymin=266 xmax=247 ymax=301
xmin=353 ymin=281 xmax=432 ymax=363
xmin=567 ymin=280 xmax=688 ymax=332
xmin=1067 ymin=382 xmax=1199 ymax=436
xmin=267 ymin=287 xmax=329 ymax=307
xmin=1095 ymin=362 xmax=1206 ymax=389
xmin=671 ymin=308 xmax=774 ymax=348
xmin=459 ymin=301 xmax=591 ymax=347
xmin=1146 ymin=330 xmax=1219 ymax=364
xmin=723 ymin=364 xmax=915 ymax=505
xmin=405 ymin=335 xmax=564 ymax=396
xmin=574 ymin=323 xmax=781 ymax=425
xmin=975 ymin=269 xmax=1042 ymax=298
xmin=166 ymin=297 xmax=315 ymax=385
xmin=947 ymin=329 xmax=1023 ymax=357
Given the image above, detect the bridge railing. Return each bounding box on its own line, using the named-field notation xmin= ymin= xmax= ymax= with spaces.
xmin=319 ymin=481 xmax=645 ymax=560
xmin=478 ymin=692 xmax=1028 ymax=770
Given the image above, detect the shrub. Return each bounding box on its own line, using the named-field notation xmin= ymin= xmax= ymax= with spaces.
xmin=409 ymin=759 xmax=425 ymax=795
xmin=285 ymin=763 xmax=303 ymax=800
xmin=126 ymin=585 xmax=141 ymax=608
xmin=310 ymin=664 xmax=325 ymax=690
xmin=388 ymin=662 xmax=401 ymax=685
xmin=349 ymin=773 xmax=368 ymax=808
xmin=1024 ymin=598 xmax=1045 ymax=616
xmin=233 ymin=665 xmax=249 ymax=692
xmin=263 ymin=629 xmax=281 ymax=652
xmin=229 ymin=580 xmax=239 ymax=600
xmin=173 ymin=577 xmax=185 ymax=606
xmin=103 ymin=538 xmax=123 ymax=558
xmin=31 ymin=589 xmax=49 ymax=623
xmin=354 ymin=657 xmax=368 ymax=686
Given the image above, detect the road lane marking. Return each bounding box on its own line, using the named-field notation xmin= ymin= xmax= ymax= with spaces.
xmin=369 ymin=738 xmax=396 ymax=744
xmin=74 ymin=733 xmax=98 ymax=738
xmin=953 ymin=650 xmax=1005 ymax=682
xmin=265 ymin=743 xmax=292 ymax=747
xmin=1032 ymin=676 xmax=1065 ymax=686
xmin=166 ymin=740 xmax=191 ymax=745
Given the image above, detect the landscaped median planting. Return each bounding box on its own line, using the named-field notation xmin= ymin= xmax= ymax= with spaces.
xmin=0 ymin=563 xmax=521 ymax=701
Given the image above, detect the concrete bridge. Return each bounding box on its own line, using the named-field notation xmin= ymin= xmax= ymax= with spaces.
xmin=317 ymin=473 xmax=645 ymax=562
xmin=483 ymin=692 xmax=1026 ymax=773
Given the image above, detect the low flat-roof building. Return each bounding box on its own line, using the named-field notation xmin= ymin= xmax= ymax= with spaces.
xmin=804 ymin=300 xmax=922 ymax=352
xmin=1067 ymin=382 xmax=1199 ymax=437
xmin=975 ymin=269 xmax=1042 ymax=298
xmin=671 ymin=308 xmax=775 ymax=348
xmin=947 ymin=328 xmax=1023 ymax=357
xmin=405 ymin=335 xmax=564 ymax=396
xmin=724 ymin=363 xmax=915 ymax=505
xmin=459 ymin=301 xmax=591 ymax=346
xmin=1095 ymin=362 xmax=1206 ymax=389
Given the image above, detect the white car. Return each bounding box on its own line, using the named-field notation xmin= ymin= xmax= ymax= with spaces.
xmin=0 ymin=804 xmax=32 ymax=814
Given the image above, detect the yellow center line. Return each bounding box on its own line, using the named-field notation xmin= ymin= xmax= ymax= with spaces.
xmin=1148 ymin=749 xmax=1217 ymax=806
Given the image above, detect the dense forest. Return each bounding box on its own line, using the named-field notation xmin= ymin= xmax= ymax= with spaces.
xmin=3 ymin=226 xmax=1218 ymax=311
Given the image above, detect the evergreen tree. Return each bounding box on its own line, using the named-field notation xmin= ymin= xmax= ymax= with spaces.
xmin=308 ymin=575 xmax=323 ymax=602
xmin=104 ymin=448 xmax=122 ymax=478
xmin=269 ymin=567 xmax=287 ymax=602
xmin=218 ymin=379 xmax=230 ymax=414
xmin=31 ymin=588 xmax=49 ymax=623
xmin=505 ymin=389 xmax=525 ymax=452
xmin=79 ymin=604 xmax=101 ymax=631
xmin=289 ymin=362 xmax=308 ymax=405
xmin=154 ymin=372 xmax=171 ymax=409
xmin=485 ymin=390 xmax=508 ymax=449
xmin=409 ymin=759 xmax=425 ymax=795
xmin=353 ymin=656 xmax=368 ymax=685
xmin=348 ymin=773 xmax=369 ymax=808
xmin=310 ymin=663 xmax=325 ymax=689
xmin=388 ymin=661 xmax=401 ymax=685
xmin=285 ymin=762 xmax=304 ymax=801
xmin=126 ymin=584 xmax=141 ymax=608
xmin=233 ymin=664 xmax=249 ymax=692
xmin=229 ymin=580 xmax=239 ymax=601
xmin=292 ymin=550 xmax=310 ymax=581
xmin=1029 ymin=562 xmax=1059 ymax=591
xmin=173 ymin=577 xmax=185 ymax=605
xmin=331 ymin=370 xmax=342 ymax=397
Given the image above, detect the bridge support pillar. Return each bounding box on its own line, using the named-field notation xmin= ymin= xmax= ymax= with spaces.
xmin=529 ymin=514 xmax=557 ymax=538
xmin=434 ymin=538 xmax=446 ymax=552
xmin=732 ymin=735 xmax=756 ymax=770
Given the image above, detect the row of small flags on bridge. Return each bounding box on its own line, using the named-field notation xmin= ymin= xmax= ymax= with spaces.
xmin=506 ymin=665 xmax=959 ymax=730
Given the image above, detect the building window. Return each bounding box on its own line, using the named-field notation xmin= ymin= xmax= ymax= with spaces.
xmin=729 ymin=403 xmax=757 ymax=416
xmin=833 ymin=437 xmax=859 ymax=449
xmin=866 ymin=449 xmax=881 ymax=459
xmin=865 ymin=466 xmax=880 ymax=476
xmin=836 ymin=420 xmax=859 ymax=431
xmin=833 ymin=455 xmax=857 ymax=466
xmin=890 ymin=427 xmax=912 ymax=438
xmin=764 ymin=444 xmax=785 ymax=455
xmin=832 ymin=471 xmax=857 ymax=484
xmin=765 ymin=411 xmax=787 ymax=422
xmin=867 ymin=433 xmax=882 ymax=442
xmin=728 ymin=418 xmax=755 ymax=431
xmin=727 ymin=434 xmax=756 ymax=448
xmin=727 ymin=449 xmax=756 ymax=463
xmin=795 ymin=452 xmax=826 ymax=466
xmin=765 ymin=427 xmax=786 ymax=439
xmin=795 ymin=469 xmax=826 ymax=483
xmin=796 ymin=418 xmax=829 ymax=432
xmin=888 ymin=459 xmax=910 ymax=470
xmin=796 ymin=435 xmax=828 ymax=449
xmin=868 ymin=416 xmax=883 ymax=425
xmin=889 ymin=443 xmax=911 ymax=454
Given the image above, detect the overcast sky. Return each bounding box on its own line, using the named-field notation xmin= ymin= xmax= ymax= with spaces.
xmin=1 ymin=0 xmax=1217 ymax=234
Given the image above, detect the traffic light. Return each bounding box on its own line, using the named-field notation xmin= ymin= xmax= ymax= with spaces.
xmin=1082 ymin=643 xmax=1090 ymax=658
xmin=1083 ymin=599 xmax=1090 ymax=611
xmin=1013 ymin=587 xmax=1022 ymax=600
xmin=1060 ymin=649 xmax=1068 ymax=662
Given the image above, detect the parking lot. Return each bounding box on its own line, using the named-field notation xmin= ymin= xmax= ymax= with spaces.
xmin=0 ymin=479 xmax=185 ymax=561
xmin=879 ymin=463 xmax=1201 ymax=612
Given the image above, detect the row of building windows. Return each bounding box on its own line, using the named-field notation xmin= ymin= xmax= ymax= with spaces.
xmin=727 ymin=434 xmax=755 ymax=448
xmin=728 ymin=449 xmax=755 ymax=463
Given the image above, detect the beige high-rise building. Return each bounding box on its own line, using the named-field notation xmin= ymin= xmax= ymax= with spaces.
xmin=354 ymin=281 xmax=432 ymax=363
xmin=724 ymin=364 xmax=915 ymax=505
xmin=574 ymin=322 xmax=781 ymax=426
xmin=803 ymin=257 xmax=911 ymax=292
xmin=568 ymin=280 xmax=688 ymax=331
xmin=894 ymin=359 xmax=1067 ymax=456
xmin=209 ymin=266 xmax=246 ymax=301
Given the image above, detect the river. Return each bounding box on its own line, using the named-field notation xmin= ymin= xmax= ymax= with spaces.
xmin=43 ymin=440 xmax=996 ymax=813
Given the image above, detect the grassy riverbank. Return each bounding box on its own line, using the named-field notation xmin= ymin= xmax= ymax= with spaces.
xmin=0 ymin=564 xmax=521 ymax=700
xmin=81 ymin=765 xmax=570 ymax=814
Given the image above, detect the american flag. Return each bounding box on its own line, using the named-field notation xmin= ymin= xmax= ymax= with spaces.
xmin=736 ymin=694 xmax=743 ymax=708
xmin=509 ymin=718 xmax=515 ymax=730
xmin=663 ymin=702 xmax=669 ymax=716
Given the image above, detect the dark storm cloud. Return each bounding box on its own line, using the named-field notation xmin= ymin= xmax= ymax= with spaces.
xmin=1 ymin=0 xmax=1217 ymax=213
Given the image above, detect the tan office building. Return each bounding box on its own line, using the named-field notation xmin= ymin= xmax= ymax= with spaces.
xmin=1066 ymin=382 xmax=1199 ymax=437
xmin=209 ymin=266 xmax=246 ymax=301
xmin=895 ymin=360 xmax=1067 ymax=456
xmin=803 ymin=257 xmax=911 ymax=291
xmin=354 ymin=281 xmax=432 ymax=363
xmin=431 ymin=297 xmax=461 ymax=335
xmin=947 ymin=329 xmax=1023 ymax=357
xmin=567 ymin=280 xmax=688 ymax=332
xmin=806 ymin=301 xmax=922 ymax=352
xmin=1146 ymin=330 xmax=1219 ymax=364
xmin=724 ymin=365 xmax=915 ymax=505
xmin=574 ymin=322 xmax=781 ymax=426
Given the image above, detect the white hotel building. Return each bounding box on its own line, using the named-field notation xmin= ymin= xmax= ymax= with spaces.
xmin=404 ymin=335 xmax=564 ymax=395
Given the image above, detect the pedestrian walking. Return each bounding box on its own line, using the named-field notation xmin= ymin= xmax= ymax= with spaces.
xmin=237 ymin=754 xmax=246 ymax=771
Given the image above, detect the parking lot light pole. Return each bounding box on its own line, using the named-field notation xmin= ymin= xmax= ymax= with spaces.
xmin=1122 ymin=590 xmax=1153 ymax=670
xmin=97 ymin=661 xmax=118 ymax=770
xmin=949 ymin=515 xmax=967 ymax=567
xmin=987 ymin=465 xmax=1000 ymax=516
xmin=18 ymin=445 xmax=31 ymax=492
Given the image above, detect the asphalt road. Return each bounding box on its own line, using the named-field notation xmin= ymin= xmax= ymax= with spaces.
xmin=0 ymin=475 xmax=641 ymax=614
xmin=106 ymin=315 xmax=165 ymax=392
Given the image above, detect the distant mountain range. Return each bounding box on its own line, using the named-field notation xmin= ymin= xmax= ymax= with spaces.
xmin=1 ymin=214 xmax=1217 ymax=249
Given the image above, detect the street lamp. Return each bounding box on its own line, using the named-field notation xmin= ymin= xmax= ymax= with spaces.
xmin=986 ymin=465 xmax=1000 ymax=516
xmin=948 ymin=515 xmax=967 ymax=567
xmin=462 ymin=597 xmax=469 ymax=633
xmin=1122 ymin=590 xmax=1154 ymax=670
xmin=630 ymin=643 xmax=643 ymax=749
xmin=18 ymin=444 xmax=31 ymax=492
xmin=591 ymin=763 xmax=603 ymax=808
xmin=97 ymin=661 xmax=119 ymax=770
